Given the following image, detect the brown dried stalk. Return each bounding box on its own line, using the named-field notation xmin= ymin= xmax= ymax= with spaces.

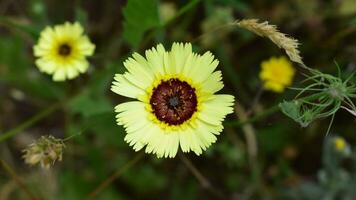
xmin=235 ymin=19 xmax=304 ymax=66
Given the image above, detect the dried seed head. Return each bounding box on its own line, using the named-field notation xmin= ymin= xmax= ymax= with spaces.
xmin=22 ymin=135 xmax=65 ymax=169
xmin=235 ymin=19 xmax=304 ymax=65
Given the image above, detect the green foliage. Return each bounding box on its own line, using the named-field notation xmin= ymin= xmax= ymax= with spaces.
xmin=279 ymin=101 xmax=305 ymax=126
xmin=84 ymin=112 xmax=126 ymax=148
xmin=258 ymin=125 xmax=291 ymax=153
xmin=0 ymin=35 xmax=65 ymax=100
xmin=59 ymin=170 xmax=93 ymax=200
xmin=285 ymin=137 xmax=356 ymax=199
xmin=122 ymin=0 xmax=161 ymax=48
xmin=0 ymin=16 xmax=40 ymax=39
xmin=1 ymin=1 xmax=356 ymax=199
xmin=69 ymin=94 xmax=112 ymax=118
xmin=123 ymin=164 xmax=167 ymax=193
xmin=279 ymin=67 xmax=356 ymax=131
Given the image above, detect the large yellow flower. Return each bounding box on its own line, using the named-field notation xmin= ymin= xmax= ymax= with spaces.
xmin=33 ymin=22 xmax=95 ymax=81
xmin=111 ymin=43 xmax=235 ymax=158
xmin=259 ymin=56 xmax=295 ymax=93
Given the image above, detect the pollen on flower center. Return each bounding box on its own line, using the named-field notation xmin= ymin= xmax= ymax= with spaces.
xmin=58 ymin=44 xmax=71 ymax=56
xmin=150 ymin=78 xmax=197 ymax=125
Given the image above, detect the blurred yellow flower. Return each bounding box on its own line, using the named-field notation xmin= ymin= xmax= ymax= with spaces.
xmin=33 ymin=22 xmax=95 ymax=81
xmin=259 ymin=57 xmax=295 ymax=93
xmin=334 ymin=137 xmax=346 ymax=151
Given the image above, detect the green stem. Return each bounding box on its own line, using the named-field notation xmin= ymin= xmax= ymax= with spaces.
xmin=140 ymin=0 xmax=201 ymax=49
xmin=179 ymin=154 xmax=225 ymax=199
xmin=163 ymin=0 xmax=201 ymax=27
xmin=85 ymin=152 xmax=144 ymax=200
xmin=0 ymin=103 xmax=61 ymax=142
xmin=347 ymin=87 xmax=356 ymax=93
xmin=225 ymin=105 xmax=280 ymax=127
xmin=325 ymin=112 xmax=335 ymax=136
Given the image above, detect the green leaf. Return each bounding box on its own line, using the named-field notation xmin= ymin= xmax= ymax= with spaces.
xmin=279 ymin=100 xmax=301 ymax=121
xmin=84 ymin=112 xmax=126 ymax=148
xmin=279 ymin=100 xmax=316 ymax=127
xmin=258 ymin=125 xmax=291 ymax=154
xmin=0 ymin=35 xmax=65 ymax=100
xmin=122 ymin=0 xmax=161 ymax=47
xmin=171 ymin=180 xmax=197 ymax=200
xmin=69 ymin=94 xmax=113 ymax=118
xmin=0 ymin=16 xmax=39 ymax=39
xmin=75 ymin=7 xmax=88 ymax=27
xmin=0 ymin=36 xmax=28 ymax=73
xmin=123 ymin=164 xmax=168 ymax=193
xmin=59 ymin=170 xmax=92 ymax=200
xmin=87 ymin=60 xmax=125 ymax=96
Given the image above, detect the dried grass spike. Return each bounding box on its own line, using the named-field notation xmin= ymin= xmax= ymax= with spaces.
xmin=236 ymin=19 xmax=304 ymax=65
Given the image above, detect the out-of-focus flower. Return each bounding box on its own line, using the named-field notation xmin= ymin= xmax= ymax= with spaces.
xmin=22 ymin=135 xmax=65 ymax=169
xmin=334 ymin=137 xmax=346 ymax=151
xmin=159 ymin=2 xmax=176 ymax=23
xmin=259 ymin=56 xmax=295 ymax=93
xmin=333 ymin=136 xmax=350 ymax=155
xmin=33 ymin=22 xmax=95 ymax=81
xmin=111 ymin=42 xmax=235 ymax=158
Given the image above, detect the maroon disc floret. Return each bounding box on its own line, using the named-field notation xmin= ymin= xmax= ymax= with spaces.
xmin=58 ymin=44 xmax=71 ymax=56
xmin=150 ymin=78 xmax=198 ymax=125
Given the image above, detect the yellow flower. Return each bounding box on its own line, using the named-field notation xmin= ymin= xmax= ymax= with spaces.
xmin=259 ymin=57 xmax=295 ymax=93
xmin=33 ymin=22 xmax=95 ymax=81
xmin=334 ymin=137 xmax=346 ymax=152
xmin=111 ymin=43 xmax=235 ymax=158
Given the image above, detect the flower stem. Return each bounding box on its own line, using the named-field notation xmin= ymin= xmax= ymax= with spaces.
xmin=235 ymin=103 xmax=258 ymax=166
xmin=0 ymin=159 xmax=37 ymax=200
xmin=85 ymin=152 xmax=144 ymax=200
xmin=179 ymin=154 xmax=225 ymax=199
xmin=225 ymin=105 xmax=280 ymax=127
xmin=164 ymin=0 xmax=201 ymax=27
xmin=246 ymin=85 xmax=264 ymax=116
xmin=0 ymin=103 xmax=61 ymax=142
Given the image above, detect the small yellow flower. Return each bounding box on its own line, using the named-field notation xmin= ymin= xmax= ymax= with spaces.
xmin=111 ymin=43 xmax=235 ymax=158
xmin=334 ymin=137 xmax=346 ymax=152
xmin=259 ymin=57 xmax=295 ymax=93
xmin=22 ymin=135 xmax=65 ymax=169
xmin=33 ymin=22 xmax=95 ymax=81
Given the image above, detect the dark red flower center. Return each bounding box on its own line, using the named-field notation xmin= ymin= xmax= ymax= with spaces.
xmin=58 ymin=44 xmax=71 ymax=56
xmin=150 ymin=78 xmax=198 ymax=125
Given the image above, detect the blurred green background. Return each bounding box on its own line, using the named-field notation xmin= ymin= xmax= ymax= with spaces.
xmin=0 ymin=0 xmax=356 ymax=199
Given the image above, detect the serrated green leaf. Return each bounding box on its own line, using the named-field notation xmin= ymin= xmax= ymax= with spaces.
xmin=279 ymin=100 xmax=314 ymax=127
xmin=122 ymin=0 xmax=160 ymax=47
